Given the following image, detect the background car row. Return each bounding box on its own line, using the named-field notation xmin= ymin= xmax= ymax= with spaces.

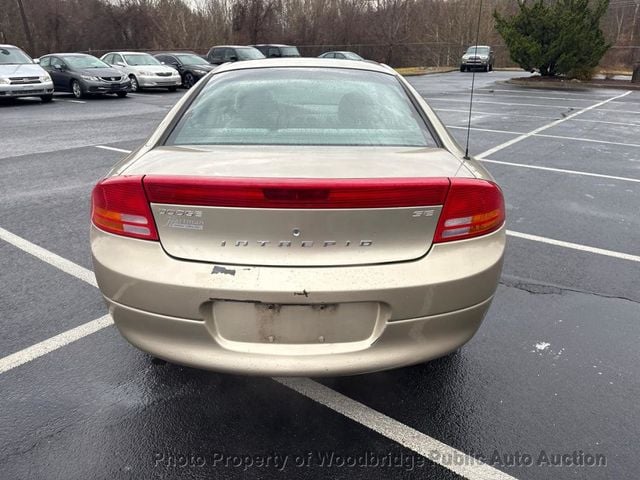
xmin=1 ymin=42 xmax=374 ymax=102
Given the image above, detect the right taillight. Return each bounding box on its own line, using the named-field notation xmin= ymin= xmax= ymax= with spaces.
xmin=434 ymin=178 xmax=505 ymax=243
xmin=91 ymin=175 xmax=158 ymax=241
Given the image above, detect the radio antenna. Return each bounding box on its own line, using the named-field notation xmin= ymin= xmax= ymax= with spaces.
xmin=463 ymin=0 xmax=484 ymax=160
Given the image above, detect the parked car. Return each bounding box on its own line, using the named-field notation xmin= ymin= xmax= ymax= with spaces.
xmin=460 ymin=45 xmax=494 ymax=72
xmin=100 ymin=52 xmax=181 ymax=92
xmin=154 ymin=52 xmax=215 ymax=88
xmin=90 ymin=58 xmax=506 ymax=376
xmin=0 ymin=44 xmax=53 ymax=102
xmin=205 ymin=46 xmax=265 ymax=65
xmin=251 ymin=44 xmax=301 ymax=58
xmin=318 ymin=51 xmax=364 ymax=61
xmin=39 ymin=53 xmax=130 ymax=99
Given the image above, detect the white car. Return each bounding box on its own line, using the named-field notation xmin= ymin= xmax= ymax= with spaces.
xmin=0 ymin=44 xmax=54 ymax=102
xmin=100 ymin=52 xmax=181 ymax=92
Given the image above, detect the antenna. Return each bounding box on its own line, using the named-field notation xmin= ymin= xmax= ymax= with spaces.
xmin=463 ymin=0 xmax=484 ymax=160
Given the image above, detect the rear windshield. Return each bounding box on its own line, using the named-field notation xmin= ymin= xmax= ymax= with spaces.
xmin=166 ymin=68 xmax=435 ymax=147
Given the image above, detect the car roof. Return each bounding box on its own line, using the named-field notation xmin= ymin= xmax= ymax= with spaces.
xmin=467 ymin=45 xmax=491 ymax=48
xmin=41 ymin=53 xmax=94 ymax=57
xmin=213 ymin=57 xmax=393 ymax=75
xmin=0 ymin=44 xmax=20 ymax=48
xmin=210 ymin=45 xmax=256 ymax=49
xmin=154 ymin=51 xmax=197 ymax=55
xmin=106 ymin=51 xmax=152 ymax=55
xmin=251 ymin=44 xmax=293 ymax=47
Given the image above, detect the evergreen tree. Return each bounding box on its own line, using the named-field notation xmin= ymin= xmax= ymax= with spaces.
xmin=494 ymin=0 xmax=610 ymax=78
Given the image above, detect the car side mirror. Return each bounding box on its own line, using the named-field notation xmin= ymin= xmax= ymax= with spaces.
xmin=53 ymin=64 xmax=63 ymax=70
xmin=114 ymin=62 xmax=125 ymax=67
xmin=229 ymin=56 xmax=238 ymax=62
xmin=33 ymin=58 xmax=40 ymax=64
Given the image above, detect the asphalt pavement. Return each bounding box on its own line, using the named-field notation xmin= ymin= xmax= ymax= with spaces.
xmin=0 ymin=71 xmax=638 ymax=480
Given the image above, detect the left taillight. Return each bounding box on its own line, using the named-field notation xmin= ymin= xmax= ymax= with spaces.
xmin=91 ymin=176 xmax=158 ymax=241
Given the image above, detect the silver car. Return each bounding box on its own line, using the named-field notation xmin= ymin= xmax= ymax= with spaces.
xmin=100 ymin=51 xmax=181 ymax=92
xmin=91 ymin=58 xmax=506 ymax=376
xmin=0 ymin=44 xmax=54 ymax=102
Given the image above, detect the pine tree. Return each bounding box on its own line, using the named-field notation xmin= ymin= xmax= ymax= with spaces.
xmin=494 ymin=0 xmax=610 ymax=79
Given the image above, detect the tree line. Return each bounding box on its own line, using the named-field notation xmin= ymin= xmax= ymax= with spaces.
xmin=0 ymin=0 xmax=638 ymax=69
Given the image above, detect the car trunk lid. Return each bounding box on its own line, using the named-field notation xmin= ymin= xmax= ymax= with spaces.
xmin=135 ymin=146 xmax=468 ymax=267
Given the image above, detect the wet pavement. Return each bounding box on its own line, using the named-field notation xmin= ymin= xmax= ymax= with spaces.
xmin=1 ymin=70 xmax=638 ymax=479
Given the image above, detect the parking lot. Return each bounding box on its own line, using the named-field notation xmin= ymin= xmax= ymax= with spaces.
xmin=1 ymin=70 xmax=638 ymax=479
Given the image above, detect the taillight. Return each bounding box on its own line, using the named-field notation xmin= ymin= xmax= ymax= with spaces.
xmin=143 ymin=176 xmax=451 ymax=209
xmin=91 ymin=176 xmax=158 ymax=240
xmin=434 ymin=178 xmax=505 ymax=243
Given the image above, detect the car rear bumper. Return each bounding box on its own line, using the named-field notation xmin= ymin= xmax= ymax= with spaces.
xmin=106 ymin=295 xmax=492 ymax=376
xmin=91 ymin=224 xmax=505 ymax=375
xmin=0 ymin=82 xmax=54 ymax=98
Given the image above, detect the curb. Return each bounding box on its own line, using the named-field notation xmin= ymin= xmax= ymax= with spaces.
xmin=503 ymin=78 xmax=640 ymax=91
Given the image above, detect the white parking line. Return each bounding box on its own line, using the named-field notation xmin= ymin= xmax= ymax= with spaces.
xmin=434 ymin=108 xmax=556 ymax=120
xmin=0 ymin=226 xmax=97 ymax=287
xmin=95 ymin=145 xmax=132 ymax=154
xmin=446 ymin=125 xmax=526 ymax=135
xmin=572 ymin=118 xmax=640 ymax=128
xmin=0 ymin=315 xmax=113 ymax=375
xmin=437 ymin=110 xmax=640 ymax=128
xmin=276 ymin=377 xmax=518 ymax=480
xmin=535 ymin=133 xmax=640 ymax=148
xmin=57 ymin=99 xmax=87 ymax=104
xmin=507 ymin=231 xmax=640 ymax=263
xmin=596 ymin=107 xmax=640 ymax=115
xmin=480 ymin=158 xmax=640 ymax=184
xmin=428 ymin=97 xmax=577 ymax=109
xmin=476 ymin=91 xmax=632 ymax=159
xmin=447 ymin=125 xmax=640 ymax=149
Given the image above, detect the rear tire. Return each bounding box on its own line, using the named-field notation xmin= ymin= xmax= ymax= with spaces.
xmin=71 ymin=80 xmax=84 ymax=99
xmin=40 ymin=94 xmax=53 ymax=103
xmin=116 ymin=92 xmax=127 ymax=98
xmin=460 ymin=65 xmax=465 ymax=72
xmin=488 ymin=64 xmax=493 ymax=72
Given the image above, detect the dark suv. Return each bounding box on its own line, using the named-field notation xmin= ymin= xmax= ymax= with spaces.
xmin=252 ymin=44 xmax=301 ymax=58
xmin=206 ymin=46 xmax=265 ymax=65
